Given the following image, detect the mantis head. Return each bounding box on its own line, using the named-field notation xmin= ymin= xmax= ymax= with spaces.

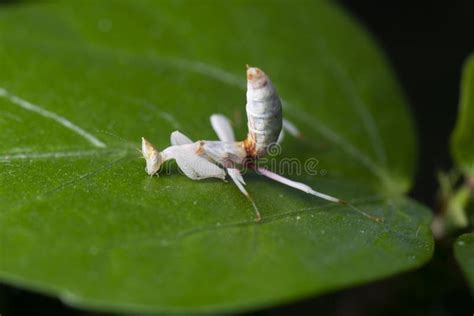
xmin=141 ymin=137 xmax=163 ymax=176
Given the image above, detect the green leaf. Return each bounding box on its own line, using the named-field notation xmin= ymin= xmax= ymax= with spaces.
xmin=0 ymin=0 xmax=432 ymax=313
xmin=452 ymin=54 xmax=474 ymax=177
xmin=451 ymin=56 xmax=474 ymax=290
xmin=454 ymin=233 xmax=474 ymax=292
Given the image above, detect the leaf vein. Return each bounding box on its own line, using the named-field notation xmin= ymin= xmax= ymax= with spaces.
xmin=37 ymin=155 xmax=130 ymax=199
xmin=0 ymin=148 xmax=130 ymax=162
xmin=0 ymin=87 xmax=106 ymax=148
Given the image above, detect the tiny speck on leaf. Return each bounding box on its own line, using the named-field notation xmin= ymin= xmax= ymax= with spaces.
xmin=98 ymin=18 xmax=112 ymax=32
xmin=89 ymin=247 xmax=98 ymax=255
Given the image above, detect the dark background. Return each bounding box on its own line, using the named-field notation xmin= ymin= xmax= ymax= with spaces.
xmin=0 ymin=1 xmax=473 ymax=315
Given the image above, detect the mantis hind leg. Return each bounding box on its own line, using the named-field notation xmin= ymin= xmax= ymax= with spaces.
xmin=249 ymin=164 xmax=383 ymax=223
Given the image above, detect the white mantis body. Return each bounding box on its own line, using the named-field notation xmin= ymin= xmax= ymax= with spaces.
xmin=142 ymin=66 xmax=381 ymax=222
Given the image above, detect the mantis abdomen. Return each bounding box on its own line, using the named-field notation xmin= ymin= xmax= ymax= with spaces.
xmin=244 ymin=67 xmax=283 ymax=158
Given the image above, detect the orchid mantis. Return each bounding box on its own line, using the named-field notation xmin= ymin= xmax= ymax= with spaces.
xmin=142 ymin=66 xmax=381 ymax=222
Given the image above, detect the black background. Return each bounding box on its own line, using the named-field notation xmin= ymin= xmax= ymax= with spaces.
xmin=0 ymin=1 xmax=473 ymax=315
